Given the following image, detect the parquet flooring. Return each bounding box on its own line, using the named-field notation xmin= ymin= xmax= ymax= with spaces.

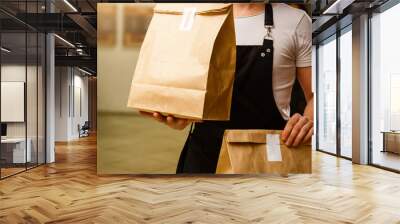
xmin=1 ymin=167 xmax=26 ymax=178
xmin=1 ymin=134 xmax=400 ymax=223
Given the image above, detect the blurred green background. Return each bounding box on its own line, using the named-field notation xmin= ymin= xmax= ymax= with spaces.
xmin=98 ymin=3 xmax=188 ymax=174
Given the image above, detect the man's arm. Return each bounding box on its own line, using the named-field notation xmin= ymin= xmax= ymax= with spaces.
xmin=281 ymin=66 xmax=314 ymax=147
xmin=297 ymin=66 xmax=314 ymax=120
xmin=139 ymin=111 xmax=193 ymax=130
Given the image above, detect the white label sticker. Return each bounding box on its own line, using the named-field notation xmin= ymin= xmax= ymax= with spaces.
xmin=266 ymin=134 xmax=282 ymax=162
xmin=179 ymin=7 xmax=196 ymax=31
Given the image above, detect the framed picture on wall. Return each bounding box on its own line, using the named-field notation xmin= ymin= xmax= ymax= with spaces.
xmin=1 ymin=81 xmax=25 ymax=122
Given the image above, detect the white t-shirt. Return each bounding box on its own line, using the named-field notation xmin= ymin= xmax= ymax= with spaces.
xmin=234 ymin=3 xmax=312 ymax=120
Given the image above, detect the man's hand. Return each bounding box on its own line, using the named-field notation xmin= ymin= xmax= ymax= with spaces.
xmin=139 ymin=111 xmax=193 ymax=130
xmin=281 ymin=113 xmax=313 ymax=147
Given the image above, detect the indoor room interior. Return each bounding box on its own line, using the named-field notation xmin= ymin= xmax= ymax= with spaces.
xmin=0 ymin=0 xmax=400 ymax=223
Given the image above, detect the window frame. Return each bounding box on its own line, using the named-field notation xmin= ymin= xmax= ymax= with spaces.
xmin=315 ymin=23 xmax=353 ymax=160
xmin=367 ymin=0 xmax=400 ymax=173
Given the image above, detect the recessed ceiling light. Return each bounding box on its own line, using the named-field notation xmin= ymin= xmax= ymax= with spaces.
xmin=1 ymin=47 xmax=11 ymax=53
xmin=63 ymin=0 xmax=78 ymax=12
xmin=323 ymin=0 xmax=355 ymax=15
xmin=54 ymin=34 xmax=75 ymax=48
xmin=78 ymin=67 xmax=93 ymax=76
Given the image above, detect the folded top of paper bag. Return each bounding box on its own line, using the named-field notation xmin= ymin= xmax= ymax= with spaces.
xmin=154 ymin=4 xmax=232 ymax=15
xmin=224 ymin=129 xmax=312 ymax=146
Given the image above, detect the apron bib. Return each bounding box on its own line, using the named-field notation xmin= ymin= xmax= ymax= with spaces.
xmin=176 ymin=4 xmax=303 ymax=173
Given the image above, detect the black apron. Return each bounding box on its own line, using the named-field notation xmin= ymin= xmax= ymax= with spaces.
xmin=176 ymin=4 xmax=303 ymax=174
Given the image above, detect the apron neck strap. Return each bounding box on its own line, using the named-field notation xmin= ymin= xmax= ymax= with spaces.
xmin=264 ymin=4 xmax=274 ymax=40
xmin=264 ymin=4 xmax=274 ymax=28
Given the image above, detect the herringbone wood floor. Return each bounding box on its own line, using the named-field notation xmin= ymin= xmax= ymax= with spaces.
xmin=1 ymin=135 xmax=400 ymax=224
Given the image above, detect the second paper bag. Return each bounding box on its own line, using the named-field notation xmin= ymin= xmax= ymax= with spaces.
xmin=216 ymin=130 xmax=312 ymax=175
xmin=127 ymin=4 xmax=236 ymax=120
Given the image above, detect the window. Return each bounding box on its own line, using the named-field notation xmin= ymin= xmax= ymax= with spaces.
xmin=339 ymin=27 xmax=352 ymax=158
xmin=317 ymin=35 xmax=337 ymax=154
xmin=316 ymin=25 xmax=353 ymax=159
xmin=370 ymin=2 xmax=400 ymax=171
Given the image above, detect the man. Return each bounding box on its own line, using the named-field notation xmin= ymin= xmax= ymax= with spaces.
xmin=141 ymin=3 xmax=313 ymax=173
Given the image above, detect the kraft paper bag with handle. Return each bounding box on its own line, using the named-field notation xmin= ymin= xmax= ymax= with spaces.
xmin=127 ymin=4 xmax=236 ymax=120
xmin=216 ymin=130 xmax=312 ymax=175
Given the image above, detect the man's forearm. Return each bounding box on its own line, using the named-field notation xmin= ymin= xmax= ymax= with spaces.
xmin=303 ymin=96 xmax=314 ymax=121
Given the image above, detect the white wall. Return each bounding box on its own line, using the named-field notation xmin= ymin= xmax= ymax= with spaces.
xmin=71 ymin=73 xmax=89 ymax=138
xmin=1 ymin=65 xmax=37 ymax=138
xmin=1 ymin=63 xmax=46 ymax=164
xmin=75 ymin=74 xmax=89 ymax=123
xmin=54 ymin=67 xmax=89 ymax=141
xmin=55 ymin=67 xmax=70 ymax=141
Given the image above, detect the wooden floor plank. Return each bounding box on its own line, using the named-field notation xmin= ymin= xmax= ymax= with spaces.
xmin=0 ymin=134 xmax=400 ymax=223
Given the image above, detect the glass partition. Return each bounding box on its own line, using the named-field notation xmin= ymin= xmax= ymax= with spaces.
xmin=317 ymin=35 xmax=337 ymax=154
xmin=0 ymin=1 xmax=46 ymax=179
xmin=1 ymin=30 xmax=28 ymax=177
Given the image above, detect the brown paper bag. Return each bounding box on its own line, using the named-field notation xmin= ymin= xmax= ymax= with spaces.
xmin=216 ymin=130 xmax=312 ymax=175
xmin=127 ymin=4 xmax=236 ymax=120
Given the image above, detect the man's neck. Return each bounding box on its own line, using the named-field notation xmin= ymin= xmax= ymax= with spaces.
xmin=233 ymin=4 xmax=265 ymax=17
